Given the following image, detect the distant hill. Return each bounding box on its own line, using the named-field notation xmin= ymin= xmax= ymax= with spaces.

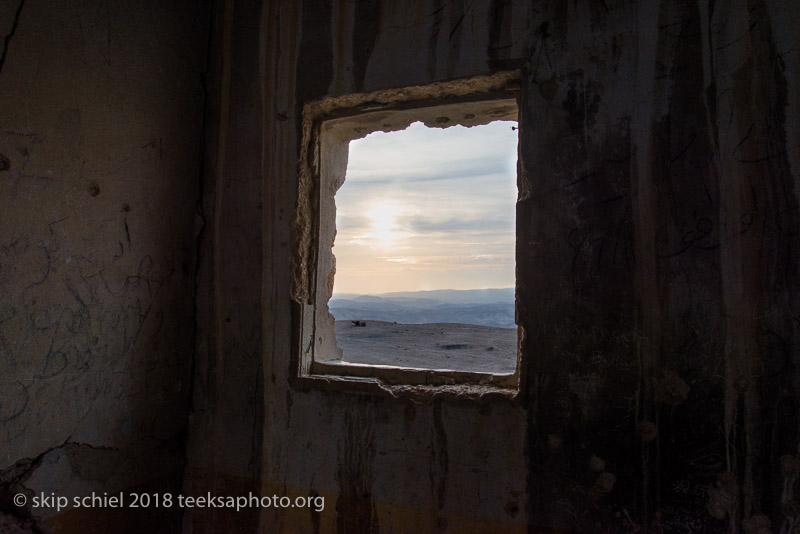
xmin=329 ymin=288 xmax=515 ymax=328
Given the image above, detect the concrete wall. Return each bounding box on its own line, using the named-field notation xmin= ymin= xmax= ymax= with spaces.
xmin=0 ymin=1 xmax=211 ymax=532
xmin=0 ymin=0 xmax=796 ymax=532
xmin=185 ymin=0 xmax=800 ymax=532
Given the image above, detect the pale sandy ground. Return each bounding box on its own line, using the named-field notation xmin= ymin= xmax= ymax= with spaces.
xmin=335 ymin=320 xmax=517 ymax=374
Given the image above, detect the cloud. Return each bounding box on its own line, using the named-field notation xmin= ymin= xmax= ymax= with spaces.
xmin=346 ymin=157 xmax=513 ymax=185
xmin=403 ymin=216 xmax=513 ymax=234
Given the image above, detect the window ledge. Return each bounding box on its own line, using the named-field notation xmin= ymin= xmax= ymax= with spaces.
xmin=291 ymin=369 xmax=521 ymax=403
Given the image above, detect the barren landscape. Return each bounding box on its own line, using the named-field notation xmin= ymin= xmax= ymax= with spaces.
xmin=335 ymin=320 xmax=517 ymax=374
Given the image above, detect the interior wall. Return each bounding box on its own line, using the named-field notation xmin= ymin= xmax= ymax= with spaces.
xmin=180 ymin=0 xmax=266 ymax=531
xmin=0 ymin=1 xmax=211 ymax=532
xmin=186 ymin=0 xmax=800 ymax=532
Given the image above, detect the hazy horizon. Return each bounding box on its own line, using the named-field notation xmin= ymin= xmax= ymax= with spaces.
xmin=331 ymin=286 xmax=515 ymax=298
xmin=332 ymin=120 xmax=518 ymax=295
xmin=329 ymin=287 xmax=516 ymax=328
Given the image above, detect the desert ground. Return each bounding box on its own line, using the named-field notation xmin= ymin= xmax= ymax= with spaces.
xmin=335 ymin=320 xmax=517 ymax=374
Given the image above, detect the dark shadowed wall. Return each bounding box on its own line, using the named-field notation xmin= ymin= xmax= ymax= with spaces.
xmin=0 ymin=1 xmax=211 ymax=532
xmin=185 ymin=0 xmax=800 ymax=533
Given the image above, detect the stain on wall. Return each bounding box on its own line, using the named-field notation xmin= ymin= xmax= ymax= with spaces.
xmin=336 ymin=400 xmax=378 ymax=533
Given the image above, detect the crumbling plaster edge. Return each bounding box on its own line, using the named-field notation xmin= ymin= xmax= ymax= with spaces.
xmin=289 ymin=374 xmax=522 ymax=406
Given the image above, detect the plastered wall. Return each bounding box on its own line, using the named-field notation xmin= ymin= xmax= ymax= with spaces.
xmin=184 ymin=0 xmax=800 ymax=533
xmin=0 ymin=1 xmax=211 ymax=532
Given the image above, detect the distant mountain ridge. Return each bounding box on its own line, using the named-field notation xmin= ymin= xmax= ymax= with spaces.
xmin=329 ymin=288 xmax=515 ymax=328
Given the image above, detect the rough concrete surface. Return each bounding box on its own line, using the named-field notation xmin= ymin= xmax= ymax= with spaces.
xmin=186 ymin=0 xmax=799 ymax=533
xmin=1 ymin=0 xmax=798 ymax=533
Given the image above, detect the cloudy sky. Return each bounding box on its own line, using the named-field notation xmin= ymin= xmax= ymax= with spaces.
xmin=333 ymin=120 xmax=518 ymax=295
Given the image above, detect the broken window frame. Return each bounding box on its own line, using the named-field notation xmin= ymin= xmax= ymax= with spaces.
xmin=291 ymin=71 xmax=522 ymax=392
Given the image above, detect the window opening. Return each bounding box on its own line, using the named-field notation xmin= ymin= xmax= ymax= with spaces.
xmin=330 ymin=120 xmax=518 ymax=375
xmin=294 ymin=73 xmax=522 ymax=389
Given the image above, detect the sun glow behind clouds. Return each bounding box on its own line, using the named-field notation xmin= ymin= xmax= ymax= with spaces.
xmin=333 ymin=120 xmax=518 ymax=295
xmin=364 ymin=201 xmax=403 ymax=247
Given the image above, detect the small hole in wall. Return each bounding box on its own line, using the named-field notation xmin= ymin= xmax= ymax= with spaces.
xmin=330 ymin=120 xmax=518 ymax=374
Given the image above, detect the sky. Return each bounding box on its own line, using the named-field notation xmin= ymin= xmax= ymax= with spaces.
xmin=332 ymin=120 xmax=518 ymax=295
